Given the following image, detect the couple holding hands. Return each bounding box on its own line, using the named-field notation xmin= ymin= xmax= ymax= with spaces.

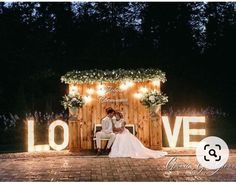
xmin=96 ymin=107 xmax=167 ymax=159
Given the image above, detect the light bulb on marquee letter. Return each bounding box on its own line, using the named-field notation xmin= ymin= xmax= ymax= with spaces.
xmin=49 ymin=120 xmax=69 ymax=151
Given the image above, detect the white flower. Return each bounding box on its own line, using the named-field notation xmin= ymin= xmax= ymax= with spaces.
xmin=71 ymin=98 xmax=77 ymax=102
xmin=149 ymin=96 xmax=155 ymax=103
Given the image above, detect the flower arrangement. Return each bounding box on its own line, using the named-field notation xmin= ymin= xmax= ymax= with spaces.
xmin=61 ymin=94 xmax=85 ymax=109
xmin=140 ymin=90 xmax=168 ymax=108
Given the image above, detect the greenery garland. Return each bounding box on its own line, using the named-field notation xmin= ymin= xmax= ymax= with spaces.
xmin=61 ymin=68 xmax=166 ymax=84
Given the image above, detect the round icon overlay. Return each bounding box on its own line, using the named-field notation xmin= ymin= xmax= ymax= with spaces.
xmin=196 ymin=136 xmax=229 ymax=170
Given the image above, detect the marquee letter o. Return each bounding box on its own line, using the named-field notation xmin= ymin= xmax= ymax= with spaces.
xmin=49 ymin=120 xmax=69 ymax=151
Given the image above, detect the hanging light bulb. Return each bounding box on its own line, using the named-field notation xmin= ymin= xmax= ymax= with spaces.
xmin=83 ymin=96 xmax=92 ymax=103
xmin=119 ymin=83 xmax=129 ymax=91
xmin=69 ymin=84 xmax=78 ymax=95
xmin=119 ymin=81 xmax=134 ymax=91
xmin=134 ymin=92 xmax=143 ymax=99
xmin=97 ymin=84 xmax=106 ymax=96
xmin=126 ymin=81 xmax=134 ymax=87
xmin=86 ymin=88 xmax=94 ymax=95
xmin=139 ymin=86 xmax=148 ymax=94
xmin=152 ymin=80 xmax=160 ymax=87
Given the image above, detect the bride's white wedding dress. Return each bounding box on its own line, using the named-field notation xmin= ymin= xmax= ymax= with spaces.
xmin=109 ymin=119 xmax=167 ymax=159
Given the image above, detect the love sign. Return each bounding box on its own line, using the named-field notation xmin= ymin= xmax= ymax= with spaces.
xmin=27 ymin=116 xmax=205 ymax=152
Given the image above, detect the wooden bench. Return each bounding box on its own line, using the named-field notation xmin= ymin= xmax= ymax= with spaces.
xmin=93 ymin=123 xmax=136 ymax=149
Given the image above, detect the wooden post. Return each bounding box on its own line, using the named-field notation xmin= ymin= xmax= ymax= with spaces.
xmin=68 ymin=108 xmax=81 ymax=152
xmin=69 ymin=119 xmax=81 ymax=152
xmin=149 ymin=105 xmax=162 ymax=150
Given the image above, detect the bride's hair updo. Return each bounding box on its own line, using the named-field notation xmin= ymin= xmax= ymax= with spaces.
xmin=115 ymin=111 xmax=123 ymax=119
xmin=105 ymin=107 xmax=115 ymax=114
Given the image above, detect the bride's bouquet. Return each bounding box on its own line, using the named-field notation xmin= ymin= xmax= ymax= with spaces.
xmin=140 ymin=90 xmax=168 ymax=108
xmin=61 ymin=94 xmax=85 ymax=109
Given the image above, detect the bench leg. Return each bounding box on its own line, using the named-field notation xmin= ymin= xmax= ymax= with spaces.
xmin=104 ymin=140 xmax=108 ymax=149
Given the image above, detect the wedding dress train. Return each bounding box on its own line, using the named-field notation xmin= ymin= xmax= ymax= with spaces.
xmin=109 ymin=120 xmax=167 ymax=159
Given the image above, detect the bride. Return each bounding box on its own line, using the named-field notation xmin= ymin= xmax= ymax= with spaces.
xmin=109 ymin=111 xmax=167 ymax=159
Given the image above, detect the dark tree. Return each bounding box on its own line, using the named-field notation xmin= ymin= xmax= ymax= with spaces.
xmin=0 ymin=2 xmax=235 ymax=117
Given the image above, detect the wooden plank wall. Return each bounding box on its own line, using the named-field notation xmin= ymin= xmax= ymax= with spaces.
xmin=73 ymin=81 xmax=160 ymax=149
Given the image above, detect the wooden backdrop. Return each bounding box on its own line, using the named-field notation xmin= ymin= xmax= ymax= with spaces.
xmin=71 ymin=80 xmax=162 ymax=150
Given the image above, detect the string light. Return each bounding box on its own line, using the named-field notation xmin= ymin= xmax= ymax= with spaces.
xmin=61 ymin=69 xmax=167 ymax=84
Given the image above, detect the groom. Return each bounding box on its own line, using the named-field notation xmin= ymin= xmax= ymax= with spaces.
xmin=96 ymin=107 xmax=116 ymax=155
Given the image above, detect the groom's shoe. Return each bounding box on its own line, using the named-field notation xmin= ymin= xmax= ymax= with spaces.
xmin=96 ymin=149 xmax=102 ymax=156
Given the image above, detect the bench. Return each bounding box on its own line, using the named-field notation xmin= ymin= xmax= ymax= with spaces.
xmin=93 ymin=123 xmax=136 ymax=149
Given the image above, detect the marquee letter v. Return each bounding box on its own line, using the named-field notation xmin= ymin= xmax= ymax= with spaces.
xmin=162 ymin=116 xmax=182 ymax=148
